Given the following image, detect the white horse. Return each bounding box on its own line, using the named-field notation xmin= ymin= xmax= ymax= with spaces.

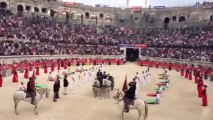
xmin=113 ymin=89 xmax=148 ymax=120
xmin=102 ymin=79 xmax=112 ymax=99
xmin=92 ymin=80 xmax=101 ymax=98
xmin=13 ymin=88 xmax=49 ymax=115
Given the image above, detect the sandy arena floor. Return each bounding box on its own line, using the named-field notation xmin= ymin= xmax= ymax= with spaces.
xmin=0 ymin=63 xmax=212 ymax=120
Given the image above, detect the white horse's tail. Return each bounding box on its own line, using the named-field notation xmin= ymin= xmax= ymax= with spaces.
xmin=144 ymin=101 xmax=148 ymax=120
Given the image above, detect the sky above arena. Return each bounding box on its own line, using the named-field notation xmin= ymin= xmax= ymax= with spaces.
xmin=62 ymin=0 xmax=213 ymax=7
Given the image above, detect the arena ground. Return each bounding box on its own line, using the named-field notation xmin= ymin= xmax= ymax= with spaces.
xmin=0 ymin=63 xmax=212 ymax=120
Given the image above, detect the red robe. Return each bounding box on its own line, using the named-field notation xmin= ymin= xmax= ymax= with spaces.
xmin=197 ymin=81 xmax=203 ymax=97
xmin=202 ymin=88 xmax=208 ymax=106
xmin=64 ymin=61 xmax=67 ymax=69
xmin=156 ymin=63 xmax=159 ymax=68
xmin=185 ymin=70 xmax=189 ymax=78
xmin=140 ymin=61 xmax=143 ymax=66
xmin=189 ymin=72 xmax=192 ymax=80
xmin=36 ymin=66 xmax=40 ymax=76
xmin=12 ymin=70 xmax=18 ymax=83
xmin=0 ymin=72 xmax=2 ymax=87
xmin=181 ymin=69 xmax=184 ymax=77
xmin=57 ymin=62 xmax=60 ymax=71
xmin=29 ymin=64 xmax=33 ymax=71
xmin=195 ymin=75 xmax=198 ymax=84
xmin=44 ymin=65 xmax=48 ymax=73
xmin=24 ymin=68 xmax=29 ymax=78
xmin=51 ymin=64 xmax=54 ymax=72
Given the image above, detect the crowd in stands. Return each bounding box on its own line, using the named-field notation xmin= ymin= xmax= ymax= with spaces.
xmin=0 ymin=10 xmax=212 ymax=62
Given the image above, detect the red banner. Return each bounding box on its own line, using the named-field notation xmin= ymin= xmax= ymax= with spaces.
xmin=134 ymin=44 xmax=147 ymax=48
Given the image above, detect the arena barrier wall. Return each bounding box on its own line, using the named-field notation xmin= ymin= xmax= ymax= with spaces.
xmin=141 ymin=57 xmax=213 ymax=67
xmin=0 ymin=55 xmax=125 ymax=64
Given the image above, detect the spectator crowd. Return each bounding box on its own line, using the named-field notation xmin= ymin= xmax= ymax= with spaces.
xmin=0 ymin=11 xmax=212 ymax=62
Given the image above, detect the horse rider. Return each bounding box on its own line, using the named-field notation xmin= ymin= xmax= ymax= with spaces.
xmin=102 ymin=71 xmax=107 ymax=79
xmin=97 ymin=76 xmax=103 ymax=87
xmin=96 ymin=69 xmax=102 ymax=78
xmin=124 ymin=81 xmax=136 ymax=113
xmin=27 ymin=77 xmax=36 ymax=105
xmin=107 ymin=74 xmax=114 ymax=90
xmin=97 ymin=69 xmax=103 ymax=87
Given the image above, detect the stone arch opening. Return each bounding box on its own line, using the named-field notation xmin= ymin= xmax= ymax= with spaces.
xmin=65 ymin=12 xmax=70 ymax=23
xmin=0 ymin=2 xmax=7 ymax=9
xmin=50 ymin=9 xmax=55 ymax=17
xmin=26 ymin=6 xmax=31 ymax=12
xmin=179 ymin=16 xmax=185 ymax=22
xmin=210 ymin=14 xmax=213 ymax=22
xmin=41 ymin=8 xmax=47 ymax=13
xmin=66 ymin=12 xmax=69 ymax=19
xmin=34 ymin=7 xmax=39 ymax=13
xmin=17 ymin=4 xmax=24 ymax=12
xmin=164 ymin=17 xmax=170 ymax=28
xmin=99 ymin=13 xmax=104 ymax=20
xmin=80 ymin=13 xmax=83 ymax=24
xmin=85 ymin=12 xmax=89 ymax=19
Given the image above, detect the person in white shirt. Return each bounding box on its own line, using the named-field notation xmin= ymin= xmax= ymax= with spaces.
xmin=156 ymin=91 xmax=161 ymax=104
xmin=141 ymin=71 xmax=146 ymax=87
xmin=19 ymin=82 xmax=26 ymax=91
xmin=69 ymin=72 xmax=76 ymax=91
xmin=48 ymin=72 xmax=55 ymax=81
xmin=158 ymin=85 xmax=164 ymax=97
xmin=84 ymin=69 xmax=91 ymax=83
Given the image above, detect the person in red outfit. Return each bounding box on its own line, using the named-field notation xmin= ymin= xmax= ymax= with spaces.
xmin=197 ymin=77 xmax=203 ymax=97
xmin=181 ymin=67 xmax=184 ymax=77
xmin=195 ymin=74 xmax=198 ymax=84
xmin=57 ymin=61 xmax=60 ymax=71
xmin=12 ymin=69 xmax=18 ymax=83
xmin=185 ymin=68 xmax=189 ymax=78
xmin=156 ymin=62 xmax=159 ymax=68
xmin=195 ymin=70 xmax=200 ymax=84
xmin=36 ymin=66 xmax=40 ymax=76
xmin=0 ymin=71 xmax=3 ymax=87
xmin=51 ymin=63 xmax=54 ymax=72
xmin=24 ymin=67 xmax=29 ymax=78
xmin=64 ymin=61 xmax=67 ymax=69
xmin=169 ymin=63 xmax=172 ymax=71
xmin=44 ymin=63 xmax=48 ymax=73
xmin=189 ymin=70 xmax=192 ymax=80
xmin=29 ymin=63 xmax=33 ymax=71
xmin=202 ymin=85 xmax=208 ymax=106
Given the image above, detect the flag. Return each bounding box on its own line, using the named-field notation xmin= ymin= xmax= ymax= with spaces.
xmin=122 ymin=74 xmax=128 ymax=92
xmin=0 ymin=72 xmax=3 ymax=87
xmin=30 ymin=71 xmax=36 ymax=90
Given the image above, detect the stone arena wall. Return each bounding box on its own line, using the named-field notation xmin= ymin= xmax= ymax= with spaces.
xmin=0 ymin=55 xmax=125 ymax=64
xmin=142 ymin=57 xmax=213 ymax=67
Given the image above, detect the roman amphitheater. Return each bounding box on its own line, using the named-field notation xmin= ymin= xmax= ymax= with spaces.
xmin=0 ymin=0 xmax=212 ymax=120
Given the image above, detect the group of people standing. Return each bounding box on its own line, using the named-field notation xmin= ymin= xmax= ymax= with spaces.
xmin=181 ymin=68 xmax=208 ymax=106
xmin=52 ymin=64 xmax=110 ymax=102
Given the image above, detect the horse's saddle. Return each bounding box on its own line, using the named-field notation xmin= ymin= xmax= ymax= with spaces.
xmin=26 ymin=92 xmax=32 ymax=98
xmin=128 ymin=100 xmax=135 ymax=106
xmin=25 ymin=92 xmax=36 ymax=98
